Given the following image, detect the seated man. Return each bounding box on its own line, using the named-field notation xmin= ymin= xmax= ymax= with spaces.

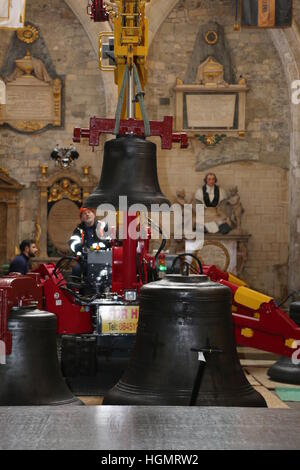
xmin=9 ymin=239 xmax=38 ymax=275
xmin=69 ymin=207 xmax=110 ymax=279
xmin=69 ymin=207 xmax=109 ymax=256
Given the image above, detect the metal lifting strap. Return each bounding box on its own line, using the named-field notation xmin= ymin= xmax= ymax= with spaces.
xmin=133 ymin=64 xmax=150 ymax=137
xmin=114 ymin=63 xmax=150 ymax=137
xmin=114 ymin=64 xmax=129 ymax=135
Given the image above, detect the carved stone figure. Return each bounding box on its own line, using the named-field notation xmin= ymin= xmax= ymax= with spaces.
xmin=6 ymin=51 xmax=52 ymax=83
xmin=225 ymin=186 xmax=244 ymax=233
xmin=196 ymin=56 xmax=228 ymax=86
xmin=195 ymin=173 xmax=230 ymax=234
xmin=48 ymin=184 xmax=62 ymax=203
xmin=48 ymin=179 xmax=82 ymax=204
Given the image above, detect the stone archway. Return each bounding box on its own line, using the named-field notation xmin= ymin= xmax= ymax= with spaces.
xmin=147 ymin=0 xmax=180 ymax=44
xmin=64 ymin=0 xmax=180 ymax=117
xmin=270 ymin=24 xmax=300 ymax=292
xmin=64 ymin=0 xmax=116 ymax=117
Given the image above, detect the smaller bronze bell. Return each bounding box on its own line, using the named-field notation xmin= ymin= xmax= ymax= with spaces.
xmin=0 ymin=307 xmax=81 ymax=406
xmin=104 ymin=275 xmax=266 ymax=407
xmin=268 ymin=302 xmax=300 ymax=385
xmin=84 ymin=136 xmax=170 ymax=210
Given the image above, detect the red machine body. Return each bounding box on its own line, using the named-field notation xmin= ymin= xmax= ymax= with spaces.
xmin=111 ymin=216 xmax=154 ymax=293
xmin=0 ymin=273 xmax=43 ymax=355
xmin=34 ymin=264 xmax=93 ymax=335
xmin=202 ymin=265 xmax=300 ymax=358
xmin=2 ymin=259 xmax=300 ymax=360
xmin=0 ymin=220 xmax=155 ymax=350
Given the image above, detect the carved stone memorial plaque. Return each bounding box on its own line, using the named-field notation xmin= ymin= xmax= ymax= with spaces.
xmin=174 ymin=56 xmax=249 ymax=137
xmin=186 ymin=94 xmax=236 ymax=129
xmin=48 ymin=199 xmax=79 ymax=254
xmin=0 ymin=52 xmax=61 ymax=132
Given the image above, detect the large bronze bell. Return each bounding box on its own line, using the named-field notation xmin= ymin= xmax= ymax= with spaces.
xmin=268 ymin=302 xmax=300 ymax=385
xmin=83 ymin=136 xmax=170 ymax=209
xmin=104 ymin=275 xmax=266 ymax=407
xmin=0 ymin=307 xmax=81 ymax=406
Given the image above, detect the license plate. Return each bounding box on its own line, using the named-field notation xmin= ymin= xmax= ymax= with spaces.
xmin=100 ymin=305 xmax=139 ymax=334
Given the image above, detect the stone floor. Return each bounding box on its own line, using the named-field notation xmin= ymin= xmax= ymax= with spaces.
xmin=238 ymin=347 xmax=300 ymax=410
xmin=78 ymin=348 xmax=300 ymax=410
xmin=1 ymin=348 xmax=300 ymax=450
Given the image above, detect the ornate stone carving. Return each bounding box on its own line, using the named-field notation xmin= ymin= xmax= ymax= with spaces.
xmin=16 ymin=121 xmax=44 ymax=132
xmin=17 ymin=25 xmax=39 ymax=44
xmin=174 ymin=56 xmax=249 ymax=139
xmin=48 ymin=179 xmax=82 ymax=203
xmin=40 ymin=165 xmax=48 ymax=178
xmin=195 ymin=240 xmax=231 ymax=272
xmin=194 ymin=234 xmax=250 ymax=276
xmin=196 ymin=134 xmax=226 ymax=147
xmin=223 ymin=186 xmax=245 ymax=233
xmin=83 ymin=165 xmax=90 ymax=177
xmin=0 ymin=51 xmax=62 ymax=133
xmin=204 ymin=30 xmax=219 ymax=46
xmin=34 ymin=216 xmax=41 ymax=253
xmin=0 ymin=167 xmax=9 ymax=176
xmin=35 ymin=169 xmax=97 ymax=260
xmin=52 ymin=78 xmax=62 ymax=126
xmin=196 ymin=56 xmax=227 ymax=86
xmin=173 ymin=183 xmax=249 ymax=275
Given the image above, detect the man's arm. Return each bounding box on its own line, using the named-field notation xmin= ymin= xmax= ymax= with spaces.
xmin=69 ymin=226 xmax=83 ymax=255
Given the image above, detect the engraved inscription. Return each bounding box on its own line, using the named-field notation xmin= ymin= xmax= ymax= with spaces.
xmin=5 ymin=82 xmax=52 ymax=121
xmin=186 ymin=94 xmax=236 ymax=129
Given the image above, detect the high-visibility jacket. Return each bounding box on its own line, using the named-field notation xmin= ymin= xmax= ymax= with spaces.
xmin=69 ymin=220 xmax=107 ymax=255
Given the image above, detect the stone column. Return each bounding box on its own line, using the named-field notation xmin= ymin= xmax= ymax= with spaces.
xmin=38 ymin=188 xmax=48 ymax=259
xmin=6 ymin=201 xmax=18 ymax=261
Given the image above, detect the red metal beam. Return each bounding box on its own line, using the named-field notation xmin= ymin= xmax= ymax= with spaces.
xmin=74 ymin=116 xmax=189 ymax=150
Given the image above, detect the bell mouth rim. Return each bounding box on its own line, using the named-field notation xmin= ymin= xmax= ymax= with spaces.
xmin=163 ymin=274 xmax=209 ymax=283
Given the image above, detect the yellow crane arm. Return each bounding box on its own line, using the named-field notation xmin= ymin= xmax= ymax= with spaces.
xmin=103 ymin=0 xmax=150 ymax=119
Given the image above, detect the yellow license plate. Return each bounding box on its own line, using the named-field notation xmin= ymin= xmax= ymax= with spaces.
xmin=100 ymin=305 xmax=139 ymax=334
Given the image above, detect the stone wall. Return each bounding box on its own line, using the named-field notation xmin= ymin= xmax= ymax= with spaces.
xmin=294 ymin=1 xmax=300 ymax=27
xmin=146 ymin=0 xmax=290 ymax=298
xmin=0 ymin=0 xmax=291 ymax=299
xmin=0 ymin=0 xmax=105 ymax=242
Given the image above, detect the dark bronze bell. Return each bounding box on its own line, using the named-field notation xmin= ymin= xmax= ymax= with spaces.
xmin=0 ymin=307 xmax=81 ymax=406
xmin=268 ymin=302 xmax=300 ymax=385
xmin=83 ymin=136 xmax=170 ymax=209
xmin=104 ymin=275 xmax=266 ymax=407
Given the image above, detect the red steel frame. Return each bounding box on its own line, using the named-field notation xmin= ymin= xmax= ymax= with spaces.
xmin=73 ymin=116 xmax=189 ymax=150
